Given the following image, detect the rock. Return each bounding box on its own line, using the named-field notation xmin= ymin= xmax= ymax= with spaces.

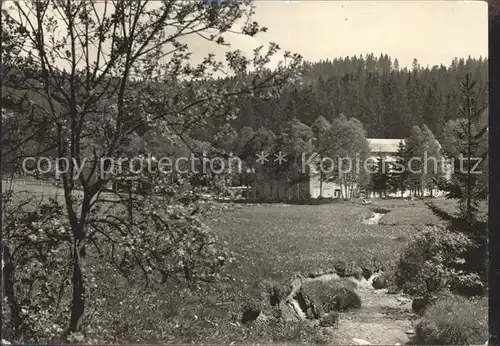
xmin=335 ymin=286 xmax=363 ymax=311
xmin=269 ymin=305 xmax=283 ymax=320
xmin=405 ymin=329 xmax=415 ymax=335
xmin=288 ymin=274 xmax=304 ymax=293
xmin=241 ymin=301 xmax=261 ymax=324
xmin=372 ymin=275 xmax=387 ymax=289
xmin=411 ymin=297 xmax=429 ymax=315
xmin=298 ymin=279 xmax=362 ymax=319
xmin=295 ymin=291 xmax=320 ymax=319
xmin=367 ymin=272 xmax=379 ymax=285
xmin=1 ymin=340 xmax=11 ymax=345
xmin=313 ymin=272 xmax=341 ymax=282
xmin=352 ymin=338 xmax=371 ymax=345
xmin=356 ymin=277 xmax=372 ymax=290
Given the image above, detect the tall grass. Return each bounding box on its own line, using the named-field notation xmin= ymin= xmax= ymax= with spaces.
xmin=414 ymin=295 xmax=488 ymax=345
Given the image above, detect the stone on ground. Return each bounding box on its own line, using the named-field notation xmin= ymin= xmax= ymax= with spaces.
xmin=372 ymin=275 xmax=387 ymax=289
xmin=241 ymin=300 xmax=261 ymax=323
xmin=297 ymin=279 xmax=362 ymax=319
xmin=411 ymin=297 xmax=429 ymax=315
xmin=352 ymin=337 xmax=371 ymax=345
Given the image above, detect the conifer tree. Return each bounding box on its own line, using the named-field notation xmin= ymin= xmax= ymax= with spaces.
xmin=427 ymin=73 xmax=488 ymax=294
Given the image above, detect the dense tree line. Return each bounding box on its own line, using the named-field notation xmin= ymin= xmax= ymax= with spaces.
xmin=187 ymin=54 xmax=487 ymax=200
xmin=197 ymin=54 xmax=487 ymax=144
xmin=219 ymin=68 xmax=488 ymax=200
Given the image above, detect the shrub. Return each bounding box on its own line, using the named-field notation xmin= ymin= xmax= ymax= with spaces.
xmin=414 ymin=295 xmax=487 ymax=345
xmin=372 ymin=271 xmax=394 ymax=289
xmin=358 ymin=256 xmax=386 ymax=280
xmin=333 ymin=260 xmax=363 ymax=279
xmin=2 ymin=198 xmax=70 ymax=343
xmin=427 ymin=203 xmax=488 ymax=295
xmin=394 ymin=226 xmax=483 ymax=296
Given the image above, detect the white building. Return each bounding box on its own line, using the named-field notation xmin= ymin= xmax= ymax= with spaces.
xmin=250 ymin=138 xmax=452 ymax=200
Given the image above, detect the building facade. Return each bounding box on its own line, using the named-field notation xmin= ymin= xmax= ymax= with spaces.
xmin=250 ymin=138 xmax=452 ymax=200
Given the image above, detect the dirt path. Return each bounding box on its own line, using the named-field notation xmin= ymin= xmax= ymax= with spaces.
xmin=283 ymin=274 xmax=418 ymax=345
xmin=325 ymin=284 xmax=417 ymax=345
xmin=337 ymin=288 xmax=416 ymax=344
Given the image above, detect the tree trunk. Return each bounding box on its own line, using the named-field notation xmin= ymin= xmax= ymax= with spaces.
xmin=2 ymin=245 xmax=22 ymax=338
xmin=68 ymin=240 xmax=86 ymax=334
xmin=466 ymin=112 xmax=473 ymax=220
xmin=341 ymin=175 xmax=346 ymax=200
xmin=319 ymin=172 xmax=323 ymax=198
xmin=421 ymin=175 xmax=426 ymax=198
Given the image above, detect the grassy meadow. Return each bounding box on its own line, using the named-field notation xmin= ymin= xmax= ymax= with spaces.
xmin=207 ymin=198 xmax=457 ymax=284
xmin=6 ymin=180 xmax=473 ymax=343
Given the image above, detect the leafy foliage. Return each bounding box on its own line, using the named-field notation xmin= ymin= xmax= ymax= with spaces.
xmin=2 ymin=198 xmax=71 ymax=342
xmin=414 ymin=295 xmax=488 ymax=345
xmin=1 ymin=0 xmax=303 ymax=339
xmin=426 ymin=73 xmax=488 ymax=294
xmin=395 ymin=226 xmax=483 ymax=297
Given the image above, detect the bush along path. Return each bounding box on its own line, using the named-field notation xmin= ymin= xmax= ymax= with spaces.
xmin=248 ymin=266 xmax=418 ymax=345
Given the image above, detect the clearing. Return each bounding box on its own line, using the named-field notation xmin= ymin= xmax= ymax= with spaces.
xmin=208 ymin=198 xmax=455 ymax=282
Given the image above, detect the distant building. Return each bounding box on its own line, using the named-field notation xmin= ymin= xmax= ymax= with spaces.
xmin=250 ymin=138 xmax=452 ymax=201
xmin=250 ymin=169 xmax=341 ymax=200
xmin=365 ymin=138 xmax=452 ymax=198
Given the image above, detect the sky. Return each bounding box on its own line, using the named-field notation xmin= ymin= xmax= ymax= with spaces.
xmin=7 ymin=0 xmax=488 ymax=71
xmin=184 ymin=0 xmax=488 ymax=69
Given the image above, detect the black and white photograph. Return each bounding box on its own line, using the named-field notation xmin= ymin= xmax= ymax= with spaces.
xmin=0 ymin=0 xmax=489 ymax=344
